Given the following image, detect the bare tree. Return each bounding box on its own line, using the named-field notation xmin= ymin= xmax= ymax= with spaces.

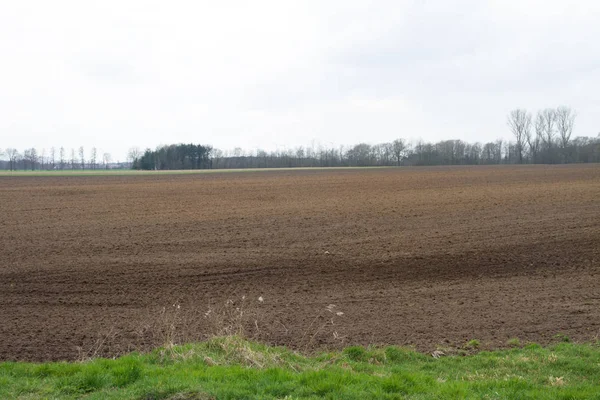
xmin=383 ymin=142 xmax=393 ymax=165
xmin=32 ymin=149 xmax=38 ymax=170
xmin=23 ymin=149 xmax=31 ymax=170
xmin=25 ymin=148 xmax=38 ymax=171
xmin=541 ymin=108 xmax=557 ymax=148
xmin=294 ymin=147 xmax=304 ymax=166
xmin=507 ymin=109 xmax=531 ymax=163
xmin=392 ymin=138 xmax=406 ymax=166
xmin=50 ymin=147 xmax=56 ymax=170
xmin=40 ymin=148 xmax=46 ymax=170
xmin=102 ymin=152 xmax=111 ymax=169
xmin=127 ymin=146 xmax=142 ymax=165
xmin=210 ymin=148 xmax=222 ymax=168
xmin=70 ymin=149 xmax=77 ymax=170
xmin=556 ymin=106 xmax=576 ymax=162
xmin=79 ymin=146 xmax=85 ymax=170
xmin=6 ymin=148 xmax=20 ymax=171
xmin=494 ymin=139 xmax=503 ymax=163
xmin=91 ymin=147 xmax=97 ymax=170
xmin=59 ymin=147 xmax=66 ymax=170
xmin=531 ymin=112 xmax=546 ymax=161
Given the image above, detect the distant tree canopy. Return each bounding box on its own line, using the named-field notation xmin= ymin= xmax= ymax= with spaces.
xmin=133 ymin=144 xmax=213 ymax=170
xmin=0 ymin=146 xmax=120 ymax=171
xmin=3 ymin=134 xmax=600 ymax=171
xmin=207 ymin=135 xmax=600 ymax=169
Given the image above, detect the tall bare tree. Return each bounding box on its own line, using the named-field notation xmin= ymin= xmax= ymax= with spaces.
xmin=392 ymin=139 xmax=406 ymax=166
xmin=50 ymin=147 xmax=56 ymax=170
xmin=25 ymin=148 xmax=38 ymax=170
xmin=102 ymin=152 xmax=111 ymax=169
xmin=91 ymin=147 xmax=97 ymax=170
xmin=494 ymin=139 xmax=503 ymax=163
xmin=127 ymin=147 xmax=142 ymax=165
xmin=556 ymin=106 xmax=576 ymax=162
xmin=22 ymin=149 xmax=31 ymax=170
xmin=526 ymin=112 xmax=544 ymax=163
xmin=541 ymin=108 xmax=557 ymax=149
xmin=59 ymin=147 xmax=65 ymax=170
xmin=6 ymin=148 xmax=20 ymax=171
xmin=507 ymin=109 xmax=531 ymax=163
xmin=40 ymin=148 xmax=46 ymax=170
xmin=79 ymin=146 xmax=85 ymax=170
xmin=70 ymin=149 xmax=77 ymax=170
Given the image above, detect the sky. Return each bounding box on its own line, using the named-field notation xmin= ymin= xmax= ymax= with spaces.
xmin=1 ymin=1 xmax=599 ymax=161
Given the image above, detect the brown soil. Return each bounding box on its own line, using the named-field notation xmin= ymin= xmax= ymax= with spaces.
xmin=1 ymin=165 xmax=599 ymax=361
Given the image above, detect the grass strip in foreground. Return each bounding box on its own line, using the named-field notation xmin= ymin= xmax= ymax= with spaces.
xmin=1 ymin=336 xmax=599 ymax=399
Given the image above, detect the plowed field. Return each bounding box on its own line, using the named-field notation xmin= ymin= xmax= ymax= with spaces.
xmin=1 ymin=165 xmax=599 ymax=361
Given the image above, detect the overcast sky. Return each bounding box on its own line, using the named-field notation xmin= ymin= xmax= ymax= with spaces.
xmin=1 ymin=1 xmax=599 ymax=161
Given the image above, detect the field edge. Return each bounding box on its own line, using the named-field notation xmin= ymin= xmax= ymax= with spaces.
xmin=2 ymin=336 xmax=600 ymax=399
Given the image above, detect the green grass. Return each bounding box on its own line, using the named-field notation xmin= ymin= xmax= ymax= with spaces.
xmin=0 ymin=167 xmax=388 ymax=177
xmin=2 ymin=336 xmax=600 ymax=399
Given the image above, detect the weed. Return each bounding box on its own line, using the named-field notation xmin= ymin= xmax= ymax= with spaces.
xmin=554 ymin=333 xmax=571 ymax=343
xmin=298 ymin=304 xmax=346 ymax=352
xmin=465 ymin=339 xmax=480 ymax=350
xmin=75 ymin=327 xmax=117 ymax=362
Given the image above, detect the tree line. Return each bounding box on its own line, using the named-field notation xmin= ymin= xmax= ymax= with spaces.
xmin=3 ymin=106 xmax=599 ymax=171
xmin=0 ymin=147 xmax=114 ymax=171
xmin=208 ymin=136 xmax=599 ymax=169
xmin=207 ymin=107 xmax=596 ymax=168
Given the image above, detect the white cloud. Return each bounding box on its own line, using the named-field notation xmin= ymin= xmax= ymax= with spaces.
xmin=1 ymin=0 xmax=599 ymax=160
